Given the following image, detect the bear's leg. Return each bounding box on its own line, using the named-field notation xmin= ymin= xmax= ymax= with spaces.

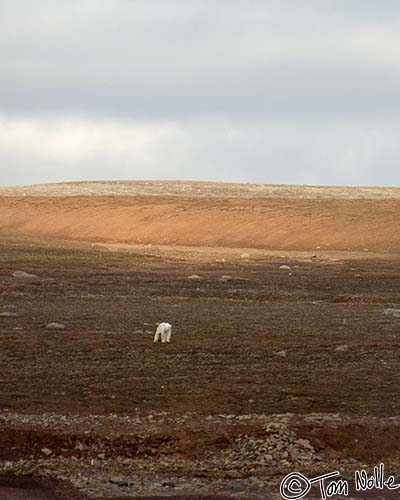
xmin=153 ymin=327 xmax=161 ymax=343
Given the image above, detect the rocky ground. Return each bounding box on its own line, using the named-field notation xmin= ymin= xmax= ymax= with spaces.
xmin=0 ymin=239 xmax=400 ymax=498
xmin=1 ymin=411 xmax=400 ymax=498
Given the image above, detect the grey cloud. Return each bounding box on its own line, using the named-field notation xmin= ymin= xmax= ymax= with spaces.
xmin=0 ymin=1 xmax=400 ymax=186
xmin=1 ymin=57 xmax=400 ymax=119
xmin=1 ymin=1 xmax=400 ymax=119
xmin=1 ymin=115 xmax=399 ymax=187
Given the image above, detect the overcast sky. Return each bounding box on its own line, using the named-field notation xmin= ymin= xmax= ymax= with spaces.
xmin=1 ymin=0 xmax=400 ymax=187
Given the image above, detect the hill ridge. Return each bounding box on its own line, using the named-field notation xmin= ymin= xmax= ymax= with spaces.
xmin=1 ymin=180 xmax=400 ymax=199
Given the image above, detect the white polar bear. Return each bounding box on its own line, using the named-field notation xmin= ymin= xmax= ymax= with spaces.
xmin=153 ymin=322 xmax=172 ymax=343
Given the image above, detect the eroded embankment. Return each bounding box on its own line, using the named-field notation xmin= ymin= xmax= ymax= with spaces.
xmin=2 ymin=413 xmax=400 ymax=499
xmin=1 ymin=195 xmax=400 ymax=253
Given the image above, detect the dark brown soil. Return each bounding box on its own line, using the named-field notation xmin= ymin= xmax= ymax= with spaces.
xmin=296 ymin=423 xmax=400 ymax=462
xmin=0 ymin=240 xmax=400 ymax=417
xmin=0 ymin=475 xmax=232 ymax=500
xmin=0 ymin=474 xmax=83 ymax=500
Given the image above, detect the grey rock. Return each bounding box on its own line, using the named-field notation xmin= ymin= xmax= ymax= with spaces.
xmin=162 ymin=481 xmax=176 ymax=488
xmin=279 ymin=265 xmax=291 ymax=270
xmin=0 ymin=312 xmax=18 ymax=317
xmin=296 ymin=439 xmax=312 ymax=448
xmin=12 ymin=270 xmax=40 ymax=282
xmin=46 ymin=322 xmax=66 ymax=330
xmin=335 ymin=344 xmax=349 ymax=352
xmin=220 ymin=275 xmax=233 ymax=281
xmin=187 ymin=274 xmax=202 ymax=280
xmin=228 ymin=481 xmax=242 ymax=490
xmin=384 ymin=308 xmax=400 ymax=318
xmin=75 ymin=441 xmax=85 ymax=451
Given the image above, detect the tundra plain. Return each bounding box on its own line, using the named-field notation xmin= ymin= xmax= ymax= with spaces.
xmin=0 ymin=181 xmax=400 ymax=499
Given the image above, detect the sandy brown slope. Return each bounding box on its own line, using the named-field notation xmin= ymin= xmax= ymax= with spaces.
xmin=0 ymin=192 xmax=400 ymax=253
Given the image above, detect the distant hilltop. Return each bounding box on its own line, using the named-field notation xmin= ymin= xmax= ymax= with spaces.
xmin=1 ymin=180 xmax=400 ymax=199
xmin=1 ymin=180 xmax=400 ymax=253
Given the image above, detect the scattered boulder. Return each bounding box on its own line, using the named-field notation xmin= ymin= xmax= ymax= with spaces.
xmin=0 ymin=311 xmax=18 ymax=318
xmin=81 ymin=293 xmax=100 ymax=299
xmin=279 ymin=265 xmax=291 ymax=270
xmin=335 ymin=344 xmax=349 ymax=352
xmin=220 ymin=275 xmax=233 ymax=281
xmin=12 ymin=270 xmax=40 ymax=282
xmin=241 ymin=253 xmax=250 ymax=259
xmin=384 ymin=308 xmax=400 ymax=318
xmin=41 ymin=448 xmax=52 ymax=456
xmin=45 ymin=322 xmax=66 ymax=330
xmin=274 ymin=350 xmax=287 ymax=357
xmin=162 ymin=481 xmax=176 ymax=488
xmin=109 ymin=478 xmax=132 ymax=487
xmin=187 ymin=274 xmax=202 ymax=280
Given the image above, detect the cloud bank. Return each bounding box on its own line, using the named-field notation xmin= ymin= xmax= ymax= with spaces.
xmin=1 ymin=1 xmax=399 ymax=186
